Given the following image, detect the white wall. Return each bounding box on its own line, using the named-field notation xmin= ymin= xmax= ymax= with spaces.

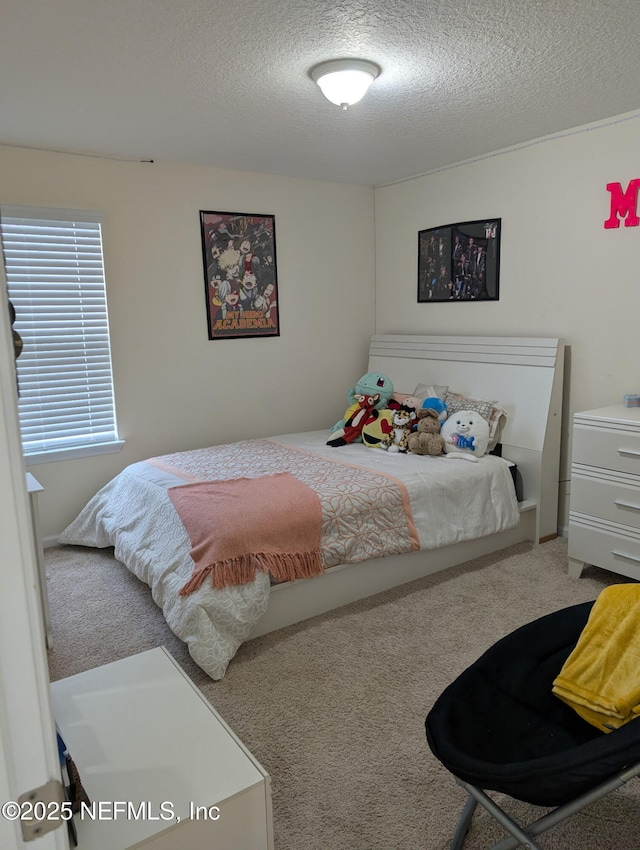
xmin=374 ymin=111 xmax=640 ymax=530
xmin=0 ymin=147 xmax=375 ymax=538
xmin=5 ymin=110 xmax=640 ymax=538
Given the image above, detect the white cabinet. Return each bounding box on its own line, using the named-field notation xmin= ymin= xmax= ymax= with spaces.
xmin=569 ymin=405 xmax=640 ymax=579
xmin=50 ymin=647 xmax=274 ymax=850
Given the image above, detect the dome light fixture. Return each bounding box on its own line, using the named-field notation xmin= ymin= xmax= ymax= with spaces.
xmin=310 ymin=59 xmax=380 ymax=110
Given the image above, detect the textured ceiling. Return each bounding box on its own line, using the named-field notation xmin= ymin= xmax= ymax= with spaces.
xmin=2 ymin=0 xmax=640 ymax=186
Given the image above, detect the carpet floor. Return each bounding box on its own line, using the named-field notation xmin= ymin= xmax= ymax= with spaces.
xmin=45 ymin=537 xmax=640 ymax=849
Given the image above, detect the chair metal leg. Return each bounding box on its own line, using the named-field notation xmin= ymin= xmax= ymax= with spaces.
xmin=460 ymin=783 xmax=542 ymax=850
xmin=453 ymin=760 xmax=640 ymax=850
xmin=450 ymin=794 xmax=477 ymax=850
xmin=487 ymin=761 xmax=640 ymax=850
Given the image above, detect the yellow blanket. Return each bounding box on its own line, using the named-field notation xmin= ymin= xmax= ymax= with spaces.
xmin=552 ymin=584 xmax=640 ymax=732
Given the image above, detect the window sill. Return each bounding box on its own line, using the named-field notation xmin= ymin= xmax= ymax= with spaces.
xmin=24 ymin=440 xmax=126 ymax=465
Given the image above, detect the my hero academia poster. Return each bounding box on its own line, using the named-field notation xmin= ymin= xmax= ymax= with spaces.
xmin=200 ymin=210 xmax=280 ymax=339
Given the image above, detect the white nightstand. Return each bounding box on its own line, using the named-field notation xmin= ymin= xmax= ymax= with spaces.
xmin=50 ymin=647 xmax=274 ymax=850
xmin=569 ymin=404 xmax=640 ymax=579
xmin=26 ymin=472 xmax=52 ymax=648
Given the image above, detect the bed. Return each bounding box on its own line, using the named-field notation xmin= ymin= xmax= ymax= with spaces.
xmin=59 ymin=334 xmax=565 ymax=680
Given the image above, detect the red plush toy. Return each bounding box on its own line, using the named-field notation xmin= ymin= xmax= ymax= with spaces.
xmin=326 ymin=393 xmax=381 ymax=447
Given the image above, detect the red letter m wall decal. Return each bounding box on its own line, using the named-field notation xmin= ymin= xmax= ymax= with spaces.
xmin=604 ymin=179 xmax=640 ymax=228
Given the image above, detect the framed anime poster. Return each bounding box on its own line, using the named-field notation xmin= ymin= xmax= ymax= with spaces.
xmin=417 ymin=218 xmax=501 ymax=302
xmin=200 ymin=210 xmax=279 ymax=339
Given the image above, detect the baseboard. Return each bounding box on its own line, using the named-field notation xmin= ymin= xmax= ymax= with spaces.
xmin=43 ymin=535 xmax=60 ymax=549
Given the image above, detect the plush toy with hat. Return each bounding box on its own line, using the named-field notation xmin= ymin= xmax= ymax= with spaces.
xmin=330 ymin=371 xmax=394 ymax=444
xmin=419 ymin=396 xmax=448 ymax=425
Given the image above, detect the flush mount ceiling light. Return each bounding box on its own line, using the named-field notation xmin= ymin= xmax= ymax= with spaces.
xmin=310 ymin=59 xmax=380 ymax=110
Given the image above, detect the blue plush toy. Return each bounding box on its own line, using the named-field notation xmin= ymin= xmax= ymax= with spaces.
xmin=420 ymin=396 xmax=448 ymax=424
xmin=331 ymin=371 xmax=395 ymax=443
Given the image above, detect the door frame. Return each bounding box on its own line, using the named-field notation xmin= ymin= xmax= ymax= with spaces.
xmin=0 ymin=260 xmax=69 ymax=849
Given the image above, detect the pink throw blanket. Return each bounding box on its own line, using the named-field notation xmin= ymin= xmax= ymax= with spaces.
xmin=168 ymin=472 xmax=324 ymax=594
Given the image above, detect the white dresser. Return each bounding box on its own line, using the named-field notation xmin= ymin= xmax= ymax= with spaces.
xmin=50 ymin=647 xmax=274 ymax=850
xmin=569 ymin=405 xmax=640 ymax=579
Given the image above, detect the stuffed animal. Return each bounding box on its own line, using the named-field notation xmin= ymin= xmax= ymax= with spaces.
xmin=381 ymin=405 xmax=414 ymax=453
xmin=327 ymin=393 xmax=381 ymax=447
xmin=388 ymin=395 xmax=421 ymax=414
xmin=407 ymin=407 xmax=445 ymax=456
xmin=331 ymin=372 xmax=394 ymax=443
xmin=419 ymin=396 xmax=448 ymax=425
xmin=361 ymin=409 xmax=395 ymax=448
xmin=441 ymin=409 xmax=490 ymax=462
xmin=388 ymin=394 xmax=423 ymax=431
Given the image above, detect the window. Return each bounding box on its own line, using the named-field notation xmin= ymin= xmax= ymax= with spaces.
xmin=0 ymin=205 xmax=123 ymax=462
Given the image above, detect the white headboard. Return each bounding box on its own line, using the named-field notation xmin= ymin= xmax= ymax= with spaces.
xmin=367 ymin=335 xmax=565 ymax=542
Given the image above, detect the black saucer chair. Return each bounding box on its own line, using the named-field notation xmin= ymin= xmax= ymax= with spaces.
xmin=425 ymin=601 xmax=640 ymax=850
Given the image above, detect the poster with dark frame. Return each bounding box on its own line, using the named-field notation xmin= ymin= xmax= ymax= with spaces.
xmin=200 ymin=210 xmax=279 ymax=339
xmin=417 ymin=218 xmax=501 ymax=302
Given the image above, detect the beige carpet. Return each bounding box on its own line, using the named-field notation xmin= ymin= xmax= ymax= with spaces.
xmin=45 ymin=538 xmax=640 ymax=849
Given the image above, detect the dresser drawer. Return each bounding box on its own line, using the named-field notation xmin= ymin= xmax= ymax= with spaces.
xmin=569 ymin=519 xmax=640 ymax=581
xmin=571 ymin=467 xmax=640 ymax=529
xmin=572 ymin=423 xmax=640 ymax=474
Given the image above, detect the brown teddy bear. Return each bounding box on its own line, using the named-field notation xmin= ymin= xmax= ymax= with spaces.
xmin=407 ymin=407 xmax=445 ymax=456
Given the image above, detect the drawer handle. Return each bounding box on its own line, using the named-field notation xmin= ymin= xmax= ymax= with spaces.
xmin=615 ymin=499 xmax=640 ymax=512
xmin=612 ymin=550 xmax=640 ymax=564
xmin=618 ymin=448 xmax=640 ymax=457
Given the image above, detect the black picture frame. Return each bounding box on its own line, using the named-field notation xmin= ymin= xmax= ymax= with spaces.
xmin=417 ymin=218 xmax=501 ymax=302
xmin=200 ymin=210 xmax=280 ymax=339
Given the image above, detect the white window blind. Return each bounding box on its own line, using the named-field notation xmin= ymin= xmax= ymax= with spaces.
xmin=1 ymin=205 xmax=121 ymax=459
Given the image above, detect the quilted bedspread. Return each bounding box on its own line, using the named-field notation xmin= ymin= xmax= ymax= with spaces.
xmin=59 ymin=430 xmax=519 ymax=679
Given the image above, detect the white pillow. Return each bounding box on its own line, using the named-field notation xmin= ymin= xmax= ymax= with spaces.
xmin=413 ymin=383 xmax=449 ymax=402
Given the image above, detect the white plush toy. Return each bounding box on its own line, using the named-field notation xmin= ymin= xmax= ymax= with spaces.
xmin=441 ymin=409 xmax=490 ymax=462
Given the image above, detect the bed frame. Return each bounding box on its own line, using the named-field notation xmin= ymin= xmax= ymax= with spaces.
xmin=249 ymin=334 xmax=565 ymax=640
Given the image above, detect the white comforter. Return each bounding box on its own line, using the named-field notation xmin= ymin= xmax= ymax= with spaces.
xmin=59 ymin=430 xmax=519 ymax=679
